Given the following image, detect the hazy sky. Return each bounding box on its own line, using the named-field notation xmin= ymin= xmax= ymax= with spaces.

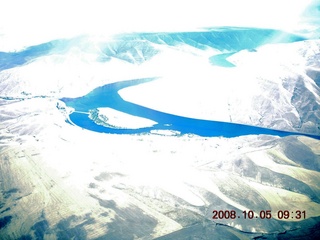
xmin=0 ymin=0 xmax=318 ymax=50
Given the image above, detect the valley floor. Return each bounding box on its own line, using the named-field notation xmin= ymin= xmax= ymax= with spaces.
xmin=0 ymin=97 xmax=320 ymax=239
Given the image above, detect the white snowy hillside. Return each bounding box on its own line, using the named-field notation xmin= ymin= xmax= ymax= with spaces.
xmin=0 ymin=32 xmax=319 ymax=135
xmin=0 ymin=0 xmax=320 ymax=239
xmin=119 ymin=38 xmax=320 ymax=135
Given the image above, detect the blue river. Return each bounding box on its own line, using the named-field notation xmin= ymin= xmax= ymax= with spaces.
xmin=60 ymin=78 xmax=320 ymax=139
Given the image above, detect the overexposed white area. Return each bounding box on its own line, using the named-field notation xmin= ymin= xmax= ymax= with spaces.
xmin=0 ymin=51 xmax=151 ymax=97
xmin=90 ymin=107 xmax=157 ymax=129
xmin=1 ymin=1 xmax=320 ymax=238
xmin=1 ymin=35 xmax=319 ymax=133
xmin=119 ymin=39 xmax=320 ymax=133
xmin=1 ymin=96 xmax=320 ymax=237
xmin=0 ymin=0 xmax=317 ymax=51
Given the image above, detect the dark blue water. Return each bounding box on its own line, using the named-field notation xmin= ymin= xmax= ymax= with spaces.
xmin=60 ymin=78 xmax=320 ymax=139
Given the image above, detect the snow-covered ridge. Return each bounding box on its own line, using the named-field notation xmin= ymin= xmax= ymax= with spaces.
xmin=0 ymin=29 xmax=319 ymax=135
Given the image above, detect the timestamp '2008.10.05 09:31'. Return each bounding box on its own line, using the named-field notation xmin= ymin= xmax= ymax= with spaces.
xmin=212 ymin=210 xmax=306 ymax=220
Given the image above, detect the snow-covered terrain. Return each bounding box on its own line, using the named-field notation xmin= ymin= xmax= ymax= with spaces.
xmin=1 ymin=31 xmax=319 ymax=135
xmin=1 ymin=0 xmax=320 ymax=239
xmin=89 ymin=107 xmax=157 ymax=129
xmin=119 ymin=38 xmax=320 ymax=135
